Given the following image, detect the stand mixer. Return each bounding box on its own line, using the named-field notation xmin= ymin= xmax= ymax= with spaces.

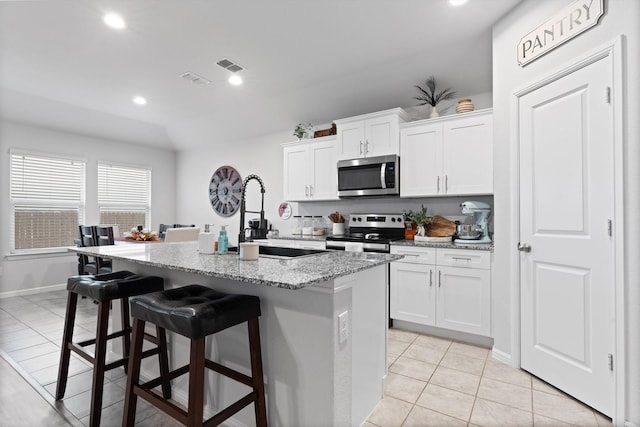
xmin=454 ymin=201 xmax=492 ymax=244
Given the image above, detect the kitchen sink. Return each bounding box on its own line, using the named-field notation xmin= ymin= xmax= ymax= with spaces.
xmin=228 ymin=245 xmax=328 ymax=259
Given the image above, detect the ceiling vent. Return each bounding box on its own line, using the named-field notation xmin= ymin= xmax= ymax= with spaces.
xmin=179 ymin=71 xmax=211 ymax=85
xmin=216 ymin=58 xmax=244 ymax=73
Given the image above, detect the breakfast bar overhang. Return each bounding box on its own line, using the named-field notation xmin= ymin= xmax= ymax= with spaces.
xmin=70 ymin=242 xmax=400 ymax=427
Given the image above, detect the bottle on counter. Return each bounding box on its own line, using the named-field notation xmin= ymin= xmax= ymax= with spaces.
xmin=218 ymin=225 xmax=229 ymax=254
xmin=302 ymin=216 xmax=313 ymax=235
xmin=292 ymin=216 xmax=302 ymax=235
xmin=198 ymin=223 xmax=216 ymax=254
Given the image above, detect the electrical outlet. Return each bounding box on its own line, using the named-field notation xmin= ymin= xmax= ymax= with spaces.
xmin=338 ymin=311 xmax=349 ymax=344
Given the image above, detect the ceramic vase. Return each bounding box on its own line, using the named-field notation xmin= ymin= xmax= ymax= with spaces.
xmin=430 ymin=106 xmax=440 ymax=118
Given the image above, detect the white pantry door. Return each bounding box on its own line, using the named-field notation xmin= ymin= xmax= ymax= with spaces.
xmin=519 ymin=55 xmax=614 ymax=416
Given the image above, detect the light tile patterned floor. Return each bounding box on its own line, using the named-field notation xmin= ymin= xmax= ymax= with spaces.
xmin=0 ymin=290 xmax=613 ymax=426
xmin=366 ymin=328 xmax=613 ymax=427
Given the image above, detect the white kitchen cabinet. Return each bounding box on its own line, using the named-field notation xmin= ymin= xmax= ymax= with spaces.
xmin=389 ymin=246 xmax=436 ymax=325
xmin=390 ymin=245 xmax=492 ymax=337
xmin=334 ymin=108 xmax=409 ymax=160
xmin=282 ymin=136 xmax=338 ymax=201
xmin=400 ymin=109 xmax=493 ymax=197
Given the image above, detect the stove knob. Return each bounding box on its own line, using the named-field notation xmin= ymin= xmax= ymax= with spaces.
xmin=397 ymin=217 xmax=403 ymax=223
xmin=357 ymin=217 xmax=362 ymax=222
xmin=390 ymin=217 xmax=395 ymax=222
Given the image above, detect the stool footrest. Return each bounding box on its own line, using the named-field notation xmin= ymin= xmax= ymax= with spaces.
xmin=205 ymin=392 xmax=257 ymax=427
xmin=142 ymin=364 xmax=190 ymax=390
xmin=76 ymin=328 xmax=129 ymax=348
xmin=205 ymin=360 xmax=254 ymax=388
xmin=133 ymin=384 xmax=187 ymax=423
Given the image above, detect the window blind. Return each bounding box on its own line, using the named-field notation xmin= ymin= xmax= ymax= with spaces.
xmin=10 ymin=152 xmax=85 ymax=251
xmin=98 ymin=163 xmax=151 ymax=231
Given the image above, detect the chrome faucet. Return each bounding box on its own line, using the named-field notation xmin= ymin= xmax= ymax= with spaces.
xmin=238 ymin=174 xmax=266 ymax=243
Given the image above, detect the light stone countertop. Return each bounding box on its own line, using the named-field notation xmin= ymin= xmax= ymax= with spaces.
xmin=392 ymin=240 xmax=494 ymax=251
xmin=69 ymin=242 xmax=400 ymax=290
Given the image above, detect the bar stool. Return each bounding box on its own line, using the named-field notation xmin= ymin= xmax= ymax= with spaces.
xmin=123 ymin=284 xmax=267 ymax=427
xmin=56 ymin=271 xmax=171 ymax=427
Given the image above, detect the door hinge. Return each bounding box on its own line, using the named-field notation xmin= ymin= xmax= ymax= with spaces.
xmin=608 ymin=353 xmax=614 ymax=371
xmin=606 ymin=86 xmax=611 ymax=104
xmin=607 ymin=219 xmax=613 ymax=237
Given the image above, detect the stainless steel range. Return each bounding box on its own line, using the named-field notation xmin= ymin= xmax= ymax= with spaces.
xmin=325 ymin=213 xmax=405 ymax=253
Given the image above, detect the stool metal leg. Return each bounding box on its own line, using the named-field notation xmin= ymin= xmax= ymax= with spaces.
xmin=56 ymin=292 xmax=78 ymax=400
xmin=248 ymin=318 xmax=268 ymax=427
xmin=187 ymin=337 xmax=206 ymax=427
xmin=123 ymin=318 xmax=145 ymax=427
xmin=89 ymin=301 xmax=110 ymax=427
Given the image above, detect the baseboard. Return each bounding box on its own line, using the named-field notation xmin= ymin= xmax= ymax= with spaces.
xmin=491 ymin=346 xmax=514 ymax=366
xmin=0 ymin=283 xmax=66 ymax=299
xmin=391 ymin=319 xmax=494 ymax=348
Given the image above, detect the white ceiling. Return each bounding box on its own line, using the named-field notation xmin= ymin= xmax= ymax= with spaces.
xmin=0 ymin=0 xmax=521 ymax=151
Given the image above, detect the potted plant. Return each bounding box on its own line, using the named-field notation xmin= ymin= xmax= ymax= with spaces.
xmin=408 ymin=205 xmax=432 ymax=238
xmin=293 ymin=123 xmax=314 ymax=140
xmin=414 ymin=76 xmax=456 ymax=118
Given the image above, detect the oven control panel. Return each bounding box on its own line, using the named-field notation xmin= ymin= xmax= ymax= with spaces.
xmin=349 ymin=214 xmax=405 ymax=228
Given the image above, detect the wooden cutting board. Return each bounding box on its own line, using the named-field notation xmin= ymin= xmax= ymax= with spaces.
xmin=427 ymin=215 xmax=456 ymax=237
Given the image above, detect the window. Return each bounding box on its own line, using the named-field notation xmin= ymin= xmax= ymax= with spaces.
xmin=98 ymin=163 xmax=151 ymax=233
xmin=10 ymin=151 xmax=85 ymax=252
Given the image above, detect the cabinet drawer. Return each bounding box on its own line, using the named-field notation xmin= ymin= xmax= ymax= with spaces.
xmin=391 ymin=246 xmax=436 ymax=264
xmin=436 ymin=248 xmax=491 ymax=269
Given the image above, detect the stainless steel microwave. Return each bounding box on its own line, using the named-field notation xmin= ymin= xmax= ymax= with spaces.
xmin=337 ymin=154 xmax=399 ymax=197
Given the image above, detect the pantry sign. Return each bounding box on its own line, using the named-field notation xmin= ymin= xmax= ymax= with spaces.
xmin=517 ymin=0 xmax=604 ymax=67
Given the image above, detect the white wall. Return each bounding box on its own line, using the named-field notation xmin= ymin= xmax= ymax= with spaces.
xmin=0 ymin=120 xmax=177 ymax=295
xmin=492 ymin=0 xmax=640 ymax=424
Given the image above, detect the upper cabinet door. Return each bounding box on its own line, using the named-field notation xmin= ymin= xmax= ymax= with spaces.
xmin=442 ymin=113 xmax=493 ymax=195
xmin=336 ymin=121 xmax=365 ymax=160
xmin=364 ymin=114 xmax=401 ymax=157
xmin=400 ymin=122 xmax=443 ymax=197
xmin=283 ymin=144 xmax=309 ymax=201
xmin=309 ymin=139 xmax=338 ymax=200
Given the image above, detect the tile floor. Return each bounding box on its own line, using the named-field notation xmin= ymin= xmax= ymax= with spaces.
xmin=0 ymin=290 xmax=612 ymax=427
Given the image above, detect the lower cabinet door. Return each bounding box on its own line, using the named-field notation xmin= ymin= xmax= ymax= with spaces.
xmin=390 ymin=262 xmax=436 ymax=325
xmin=436 ymin=266 xmax=491 ymax=336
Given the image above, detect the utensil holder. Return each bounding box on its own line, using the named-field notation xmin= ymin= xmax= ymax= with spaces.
xmin=332 ymin=223 xmax=345 ymax=236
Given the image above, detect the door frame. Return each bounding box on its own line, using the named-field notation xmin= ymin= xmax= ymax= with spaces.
xmin=509 ymin=36 xmax=626 ymax=422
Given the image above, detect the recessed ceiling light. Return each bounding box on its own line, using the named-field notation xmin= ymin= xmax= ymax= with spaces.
xmin=448 ymin=0 xmax=468 ymax=6
xmin=103 ymin=13 xmax=126 ymax=30
xmin=132 ymin=96 xmax=147 ymax=105
xmin=228 ymin=74 xmax=243 ymax=86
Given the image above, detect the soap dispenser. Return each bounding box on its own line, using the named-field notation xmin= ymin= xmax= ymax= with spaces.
xmin=218 ymin=225 xmax=229 ymax=255
xmin=199 ymin=224 xmax=216 ymax=254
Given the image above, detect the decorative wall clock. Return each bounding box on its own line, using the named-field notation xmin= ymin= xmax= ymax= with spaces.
xmin=209 ymin=165 xmax=242 ymax=217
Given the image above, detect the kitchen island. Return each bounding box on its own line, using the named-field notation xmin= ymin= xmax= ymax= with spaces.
xmin=70 ymin=242 xmax=400 ymax=427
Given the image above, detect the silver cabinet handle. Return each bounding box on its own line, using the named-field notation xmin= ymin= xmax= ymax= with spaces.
xmin=445 ymin=175 xmax=448 ymax=193
xmin=305 ymin=185 xmax=309 ymax=197
xmin=437 ymin=176 xmax=440 ymax=193
xmin=359 ymin=141 xmax=364 ymax=155
xmin=309 ymin=185 xmax=313 ymax=197
xmin=438 ymin=270 xmax=442 ymax=287
xmin=452 ymin=256 xmax=472 ymax=261
xmin=365 ymin=140 xmax=370 ymax=155
xmin=429 ymin=269 xmax=433 ymax=287
xmin=518 ymin=242 xmax=531 ymax=252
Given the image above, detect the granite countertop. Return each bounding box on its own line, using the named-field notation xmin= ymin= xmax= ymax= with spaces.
xmin=392 ymin=240 xmax=494 ymax=251
xmin=69 ymin=242 xmax=400 ymax=290
xmin=267 ymin=234 xmax=327 ymax=241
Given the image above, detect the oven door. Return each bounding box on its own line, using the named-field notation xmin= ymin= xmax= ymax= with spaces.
xmin=337 ymin=155 xmax=399 ymax=197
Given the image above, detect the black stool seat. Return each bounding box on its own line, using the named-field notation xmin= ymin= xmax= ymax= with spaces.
xmin=123 ymin=284 xmax=267 ymax=427
xmin=67 ymin=271 xmax=164 ymax=302
xmin=131 ymin=284 xmax=261 ymax=338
